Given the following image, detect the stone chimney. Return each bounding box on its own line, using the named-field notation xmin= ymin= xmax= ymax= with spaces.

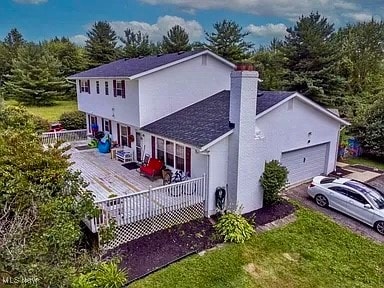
xmin=227 ymin=64 xmax=261 ymax=212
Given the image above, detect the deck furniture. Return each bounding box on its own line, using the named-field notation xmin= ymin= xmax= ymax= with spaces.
xmin=116 ymin=147 xmax=134 ymax=163
xmin=139 ymin=158 xmax=163 ymax=181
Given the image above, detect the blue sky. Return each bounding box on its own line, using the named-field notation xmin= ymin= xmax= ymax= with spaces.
xmin=0 ymin=0 xmax=382 ymax=47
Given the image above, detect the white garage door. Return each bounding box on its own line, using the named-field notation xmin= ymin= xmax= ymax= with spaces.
xmin=281 ymin=143 xmax=329 ymax=185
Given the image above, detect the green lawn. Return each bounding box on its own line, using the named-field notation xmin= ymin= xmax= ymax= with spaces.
xmin=5 ymin=99 xmax=78 ymax=122
xmin=131 ymin=209 xmax=383 ymax=288
xmin=343 ymin=157 xmax=384 ymax=171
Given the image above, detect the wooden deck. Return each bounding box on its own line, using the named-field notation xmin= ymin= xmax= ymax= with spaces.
xmin=68 ymin=142 xmax=163 ymax=202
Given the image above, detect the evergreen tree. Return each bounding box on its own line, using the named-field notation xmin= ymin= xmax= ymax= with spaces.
xmin=120 ymin=29 xmax=154 ymax=58
xmin=4 ymin=28 xmax=25 ymax=53
xmin=85 ymin=21 xmax=118 ymax=67
xmin=5 ymin=43 xmax=70 ymax=106
xmin=283 ymin=12 xmax=345 ymax=107
xmin=162 ymin=25 xmax=191 ymax=53
xmin=251 ymin=38 xmax=287 ymax=90
xmin=0 ymin=28 xmax=25 ymax=86
xmin=205 ymin=20 xmax=253 ymax=62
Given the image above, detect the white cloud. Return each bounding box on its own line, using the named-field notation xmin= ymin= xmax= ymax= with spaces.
xmin=342 ymin=12 xmax=374 ymax=22
xmin=140 ymin=0 xmax=378 ymax=24
xmin=246 ymin=23 xmax=287 ymax=38
xmin=13 ymin=0 xmax=47 ymax=4
xmin=109 ymin=15 xmax=203 ymax=42
xmin=69 ymin=34 xmax=87 ymax=46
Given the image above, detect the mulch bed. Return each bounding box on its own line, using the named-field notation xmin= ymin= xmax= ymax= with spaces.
xmin=328 ymin=166 xmax=353 ymax=177
xmin=243 ymin=200 xmax=296 ymax=226
xmin=352 ymin=164 xmax=384 ymax=174
xmin=106 ymin=201 xmax=295 ymax=282
xmin=106 ymin=218 xmax=219 ymax=281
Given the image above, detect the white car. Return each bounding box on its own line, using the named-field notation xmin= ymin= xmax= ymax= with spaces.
xmin=307 ymin=176 xmax=384 ymax=235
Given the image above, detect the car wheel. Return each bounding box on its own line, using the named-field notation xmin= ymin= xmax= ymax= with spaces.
xmin=374 ymin=221 xmax=384 ymax=235
xmin=314 ymin=194 xmax=329 ymax=207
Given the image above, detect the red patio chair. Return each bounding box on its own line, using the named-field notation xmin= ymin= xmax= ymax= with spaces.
xmin=139 ymin=158 xmax=163 ymax=181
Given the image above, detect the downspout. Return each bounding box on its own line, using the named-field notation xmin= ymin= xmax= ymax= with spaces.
xmin=335 ymin=125 xmax=347 ymax=171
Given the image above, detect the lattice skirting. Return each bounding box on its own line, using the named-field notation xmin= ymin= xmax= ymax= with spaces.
xmin=103 ymin=201 xmax=205 ymax=249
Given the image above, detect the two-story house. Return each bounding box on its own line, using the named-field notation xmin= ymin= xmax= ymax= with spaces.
xmin=69 ymin=50 xmax=349 ymax=215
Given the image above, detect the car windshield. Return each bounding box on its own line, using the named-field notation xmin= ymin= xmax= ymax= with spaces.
xmin=345 ymin=180 xmax=384 ymax=209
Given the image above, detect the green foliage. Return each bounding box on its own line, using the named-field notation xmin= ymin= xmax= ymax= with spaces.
xmin=0 ymin=103 xmax=108 ymax=287
xmin=85 ymin=21 xmax=118 ymax=67
xmin=131 ymin=208 xmax=384 ymax=288
xmin=59 ymin=111 xmax=86 ymax=130
xmin=0 ymin=28 xmax=25 ymax=88
xmin=205 ymin=20 xmax=253 ymax=62
xmin=355 ymin=96 xmax=384 ymax=158
xmin=252 ymin=39 xmax=287 ymax=90
xmin=120 ymin=29 xmax=154 ymax=58
xmin=260 ymin=160 xmax=289 ymax=206
xmin=215 ymin=211 xmax=255 ymax=243
xmin=162 ymin=25 xmax=191 ymax=53
xmin=4 ymin=43 xmax=71 ymax=106
xmin=283 ymin=12 xmax=345 ymax=107
xmin=72 ymin=261 xmax=127 ymax=288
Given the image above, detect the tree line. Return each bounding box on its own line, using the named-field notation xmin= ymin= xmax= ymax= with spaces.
xmin=1 ymin=13 xmax=384 ymax=156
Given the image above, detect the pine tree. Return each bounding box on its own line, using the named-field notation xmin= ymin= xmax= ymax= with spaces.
xmin=120 ymin=29 xmax=154 ymax=58
xmin=85 ymin=21 xmax=118 ymax=67
xmin=283 ymin=12 xmax=345 ymax=107
xmin=5 ymin=44 xmax=70 ymax=106
xmin=0 ymin=28 xmax=25 ymax=86
xmin=205 ymin=20 xmax=253 ymax=62
xmin=4 ymin=28 xmax=25 ymax=53
xmin=162 ymin=25 xmax=191 ymax=53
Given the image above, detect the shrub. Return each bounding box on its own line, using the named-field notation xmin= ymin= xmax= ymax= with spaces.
xmin=214 ymin=211 xmax=255 ymax=243
xmin=59 ymin=111 xmax=86 ymax=130
xmin=260 ymin=160 xmax=289 ymax=206
xmin=72 ymin=261 xmax=127 ymax=288
xmin=355 ymin=97 xmax=384 ymax=158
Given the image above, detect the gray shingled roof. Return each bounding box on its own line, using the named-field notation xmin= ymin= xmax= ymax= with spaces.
xmin=142 ymin=90 xmax=294 ymax=148
xmin=69 ymin=50 xmax=203 ymax=78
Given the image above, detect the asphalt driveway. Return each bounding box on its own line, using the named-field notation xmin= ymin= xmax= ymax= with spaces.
xmin=285 ymin=175 xmax=384 ymax=244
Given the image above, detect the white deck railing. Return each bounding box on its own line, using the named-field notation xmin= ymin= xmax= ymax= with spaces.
xmin=41 ymin=129 xmax=88 ymax=145
xmin=87 ymin=176 xmax=206 ymax=233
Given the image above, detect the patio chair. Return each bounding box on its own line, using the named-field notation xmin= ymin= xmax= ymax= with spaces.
xmin=139 ymin=158 xmax=163 ymax=181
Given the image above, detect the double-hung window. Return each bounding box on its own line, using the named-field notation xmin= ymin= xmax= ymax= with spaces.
xmin=157 ymin=138 xmax=165 ymax=162
xmin=116 ymin=81 xmax=123 ymax=96
xmin=121 ymin=126 xmax=128 ymax=147
xmin=80 ymin=80 xmax=89 ymax=93
xmin=166 ymin=141 xmax=174 ymax=167
xmin=96 ymin=81 xmax=100 ymax=94
xmin=175 ymin=144 xmax=185 ymax=170
xmin=105 ymin=81 xmax=109 ymax=95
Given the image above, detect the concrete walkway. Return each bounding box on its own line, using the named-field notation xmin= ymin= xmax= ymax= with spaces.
xmin=336 ymin=161 xmax=381 ymax=182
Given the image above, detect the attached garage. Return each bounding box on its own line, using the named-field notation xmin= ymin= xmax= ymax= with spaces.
xmin=281 ymin=143 xmax=329 ymax=185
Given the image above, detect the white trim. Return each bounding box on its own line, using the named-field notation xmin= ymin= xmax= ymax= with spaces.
xmin=67 ymin=50 xmax=236 ymax=80
xmin=255 ymin=92 xmax=350 ymax=126
xmin=199 ymin=130 xmax=233 ymax=151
